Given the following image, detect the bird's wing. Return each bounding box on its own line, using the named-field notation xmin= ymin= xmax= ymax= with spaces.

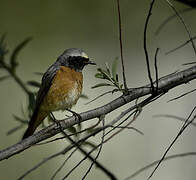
xmin=35 ymin=63 xmax=60 ymax=108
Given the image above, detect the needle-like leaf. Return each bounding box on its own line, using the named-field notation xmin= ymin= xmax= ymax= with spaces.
xmin=91 ymin=83 xmax=113 ymax=89
xmin=27 ymin=80 xmax=41 ymax=88
xmin=112 ymin=58 xmax=118 ymax=80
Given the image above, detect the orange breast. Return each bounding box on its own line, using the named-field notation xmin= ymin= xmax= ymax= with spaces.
xmin=40 ymin=66 xmax=83 ymax=111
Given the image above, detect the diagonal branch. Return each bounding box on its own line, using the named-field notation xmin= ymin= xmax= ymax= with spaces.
xmin=1 ymin=65 xmax=196 ymax=161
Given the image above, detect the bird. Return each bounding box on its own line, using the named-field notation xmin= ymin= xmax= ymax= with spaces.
xmin=22 ymin=48 xmax=96 ymax=139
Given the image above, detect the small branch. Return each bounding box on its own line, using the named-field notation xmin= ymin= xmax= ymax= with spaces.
xmin=154 ymin=114 xmax=196 ymax=127
xmin=144 ymin=0 xmax=156 ymax=93
xmin=147 ymin=105 xmax=196 ymax=179
xmin=19 ymin=96 xmax=163 ymax=180
xmin=18 ymin=114 xmax=121 ymax=180
xmin=167 ymin=88 xmax=196 ymax=102
xmin=124 ymin=152 xmax=196 ymax=180
xmin=51 ymin=148 xmax=77 ymax=180
xmin=81 ymin=116 xmax=105 ymax=180
xmin=85 ymin=90 xmax=114 ymax=105
xmin=36 ymin=118 xmax=101 ymax=146
xmin=116 ymin=0 xmax=128 ymax=94
xmin=165 ymin=36 xmax=196 ymax=55
xmin=104 ymin=109 xmax=142 ymax=142
xmin=155 ymin=7 xmax=194 ymax=36
xmin=19 ymin=115 xmax=117 ymax=180
xmin=49 ymin=114 xmax=116 ymax=180
xmin=1 ymin=65 xmax=196 ymax=161
xmin=109 ymin=125 xmax=144 ymax=135
xmin=154 ymin=48 xmax=159 ymax=93
xmin=165 ymin=0 xmax=196 ymax=56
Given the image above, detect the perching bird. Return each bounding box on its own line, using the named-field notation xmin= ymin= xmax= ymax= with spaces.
xmin=22 ymin=48 xmax=96 ymax=139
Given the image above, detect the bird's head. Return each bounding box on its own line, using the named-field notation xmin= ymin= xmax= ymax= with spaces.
xmin=57 ymin=48 xmax=96 ymax=72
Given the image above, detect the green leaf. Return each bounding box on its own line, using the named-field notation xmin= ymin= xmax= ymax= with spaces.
xmin=34 ymin=72 xmax=44 ymax=76
xmin=7 ymin=124 xmax=24 ymax=136
xmin=0 ymin=34 xmax=8 ymax=59
xmin=27 ymin=80 xmax=41 ymax=88
xmin=95 ymin=73 xmax=104 ymax=79
xmin=112 ymin=58 xmax=118 ymax=80
xmin=105 ymin=62 xmax=111 ymax=76
xmin=0 ymin=34 xmax=6 ymax=45
xmin=28 ymin=92 xmax=36 ymax=112
xmin=0 ymin=75 xmax=10 ymax=82
xmin=13 ymin=115 xmax=28 ymax=124
xmin=116 ymin=74 xmax=119 ymax=82
xmin=0 ymin=34 xmax=6 ymax=50
xmin=10 ymin=37 xmax=32 ymax=70
xmin=97 ymin=68 xmax=111 ymax=81
xmin=91 ymin=83 xmax=113 ymax=89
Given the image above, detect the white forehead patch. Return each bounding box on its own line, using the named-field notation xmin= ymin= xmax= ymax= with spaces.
xmin=81 ymin=52 xmax=88 ymax=59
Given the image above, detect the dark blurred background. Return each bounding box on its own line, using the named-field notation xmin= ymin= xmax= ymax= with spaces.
xmin=1 ymin=0 xmax=196 ymax=179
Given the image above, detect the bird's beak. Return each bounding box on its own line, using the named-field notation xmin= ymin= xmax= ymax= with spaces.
xmin=87 ymin=60 xmax=96 ymax=65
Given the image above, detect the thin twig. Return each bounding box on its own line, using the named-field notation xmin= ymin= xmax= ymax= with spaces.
xmin=147 ymin=105 xmax=196 ymax=179
xmin=85 ymin=90 xmax=114 ymax=105
xmin=155 ymin=7 xmax=194 ymax=35
xmin=19 ymin=116 xmax=116 ymax=180
xmin=81 ymin=116 xmax=105 ymax=180
xmin=124 ymin=152 xmax=196 ymax=180
xmin=17 ymin=94 xmax=167 ymax=180
xmin=116 ymin=0 xmax=128 ymax=94
xmin=167 ymin=88 xmax=196 ymax=102
xmin=183 ymin=61 xmax=196 ymax=65
xmin=51 ymin=148 xmax=77 ymax=180
xmin=36 ymin=118 xmax=101 ymax=146
xmin=50 ymin=114 xmax=117 ymax=180
xmin=103 ymin=94 xmax=165 ymax=140
xmin=18 ymin=151 xmax=63 ymax=180
xmin=166 ymin=36 xmax=196 ymax=55
xmin=144 ymin=0 xmax=156 ymax=93
xmin=109 ymin=125 xmax=144 ymax=135
xmin=104 ymin=110 xmax=142 ymax=142
xmin=165 ymin=0 xmax=196 ymax=56
xmin=62 ymin=109 xmax=144 ymax=179
xmin=154 ymin=48 xmax=159 ymax=93
xmin=154 ymin=114 xmax=196 ymax=127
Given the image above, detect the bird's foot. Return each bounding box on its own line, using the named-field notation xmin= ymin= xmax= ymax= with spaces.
xmin=66 ymin=109 xmax=82 ymax=124
xmin=50 ymin=113 xmax=62 ymax=129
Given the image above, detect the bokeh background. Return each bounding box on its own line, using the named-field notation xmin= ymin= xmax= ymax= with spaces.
xmin=1 ymin=0 xmax=196 ymax=179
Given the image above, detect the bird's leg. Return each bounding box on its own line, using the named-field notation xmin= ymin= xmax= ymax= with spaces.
xmin=50 ymin=112 xmax=62 ymax=129
xmin=65 ymin=109 xmax=82 ymax=123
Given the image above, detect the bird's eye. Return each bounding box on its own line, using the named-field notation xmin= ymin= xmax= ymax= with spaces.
xmin=81 ymin=57 xmax=89 ymax=64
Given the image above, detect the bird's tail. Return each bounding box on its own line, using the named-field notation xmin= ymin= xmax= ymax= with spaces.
xmin=22 ymin=109 xmax=47 ymax=140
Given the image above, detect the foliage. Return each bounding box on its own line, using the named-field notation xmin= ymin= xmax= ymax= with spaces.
xmin=93 ymin=58 xmax=123 ymax=92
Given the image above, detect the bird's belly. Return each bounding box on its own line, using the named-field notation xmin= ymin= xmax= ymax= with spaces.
xmin=56 ymin=83 xmax=81 ymax=110
xmin=41 ymin=82 xmax=82 ymax=112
